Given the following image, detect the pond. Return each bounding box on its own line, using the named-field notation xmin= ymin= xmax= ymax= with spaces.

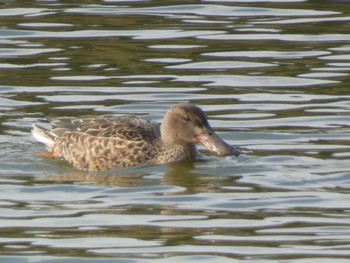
xmin=1 ymin=0 xmax=350 ymax=262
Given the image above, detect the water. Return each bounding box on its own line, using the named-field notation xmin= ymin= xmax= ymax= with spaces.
xmin=0 ymin=0 xmax=350 ymax=262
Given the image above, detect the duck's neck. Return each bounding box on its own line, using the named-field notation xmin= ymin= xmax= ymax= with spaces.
xmin=159 ymin=121 xmax=196 ymax=162
xmin=155 ymin=139 xmax=197 ymax=164
xmin=160 ymin=115 xmax=175 ymax=145
xmin=160 ymin=120 xmax=187 ymax=146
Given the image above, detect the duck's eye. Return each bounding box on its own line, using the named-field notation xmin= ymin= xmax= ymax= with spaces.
xmin=183 ymin=115 xmax=191 ymax=122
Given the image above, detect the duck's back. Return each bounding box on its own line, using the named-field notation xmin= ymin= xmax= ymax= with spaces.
xmin=49 ymin=116 xmax=161 ymax=141
xmin=36 ymin=116 xmax=162 ymax=171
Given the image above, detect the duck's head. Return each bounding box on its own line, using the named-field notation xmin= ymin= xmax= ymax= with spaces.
xmin=161 ymin=104 xmax=240 ymax=156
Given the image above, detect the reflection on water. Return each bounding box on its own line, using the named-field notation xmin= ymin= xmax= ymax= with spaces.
xmin=1 ymin=0 xmax=350 ymax=262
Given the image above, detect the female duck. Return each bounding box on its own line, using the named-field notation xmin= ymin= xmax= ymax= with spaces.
xmin=32 ymin=104 xmax=240 ymax=171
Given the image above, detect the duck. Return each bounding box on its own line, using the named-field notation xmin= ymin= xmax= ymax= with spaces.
xmin=31 ymin=104 xmax=240 ymax=171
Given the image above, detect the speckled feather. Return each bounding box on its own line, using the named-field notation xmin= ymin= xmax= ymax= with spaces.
xmin=33 ymin=115 xmax=195 ymax=171
xmin=32 ymin=104 xmax=239 ymax=171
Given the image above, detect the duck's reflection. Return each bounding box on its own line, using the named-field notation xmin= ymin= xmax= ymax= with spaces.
xmin=40 ymin=159 xmax=238 ymax=192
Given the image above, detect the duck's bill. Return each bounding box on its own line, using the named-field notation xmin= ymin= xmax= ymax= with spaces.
xmin=195 ymin=130 xmax=240 ymax=157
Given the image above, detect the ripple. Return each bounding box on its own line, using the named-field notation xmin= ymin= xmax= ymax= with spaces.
xmin=235 ymin=28 xmax=281 ymax=33
xmin=66 ymin=4 xmax=339 ymax=17
xmin=90 ymin=244 xmax=350 ymax=257
xmin=51 ymin=76 xmax=112 ymax=81
xmin=117 ymin=74 xmax=337 ymax=87
xmin=329 ymin=45 xmax=350 ymax=52
xmin=172 ymin=74 xmax=337 ymax=87
xmin=0 ymin=255 xmax=243 ymax=263
xmin=0 ymin=214 xmax=208 ymax=228
xmin=203 ymin=50 xmax=331 ymax=59
xmin=232 ymin=92 xmax=348 ymax=102
xmin=252 ymin=16 xmax=350 ymax=25
xmin=0 ymin=62 xmax=66 ymax=69
xmin=0 ymin=8 xmax=48 ymax=17
xmin=166 ymin=61 xmax=276 ymax=70
xmin=33 ymin=237 xmax=162 ymax=249
xmin=18 ymin=22 xmax=73 ymax=28
xmin=199 ymin=33 xmax=350 ymax=42
xmin=0 ymin=97 xmax=43 ymax=109
xmin=218 ymin=115 xmax=350 ymax=128
xmin=145 ymin=58 xmax=192 ymax=64
xmin=320 ymin=54 xmax=350 ymax=61
xmin=195 ymin=234 xmax=350 ymax=242
xmin=0 ymin=63 xmax=30 ymax=69
xmin=2 ymin=85 xmax=205 ymax=94
xmin=0 ymin=47 xmax=61 ymax=57
xmin=311 ymin=67 xmax=350 ymax=72
xmin=204 ymin=0 xmax=306 ymax=2
xmin=149 ymin=44 xmax=206 ymax=49
xmin=38 ymin=92 xmax=237 ymax=103
xmin=1 ymin=29 xmax=224 ymax=40
xmin=298 ymin=72 xmax=348 ymax=78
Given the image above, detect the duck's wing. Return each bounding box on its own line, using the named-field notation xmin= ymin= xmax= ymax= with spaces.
xmin=47 ymin=115 xmax=161 ymax=142
xmin=32 ymin=115 xmax=162 ymax=171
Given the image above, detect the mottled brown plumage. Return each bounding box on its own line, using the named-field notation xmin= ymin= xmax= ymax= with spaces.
xmin=32 ymin=104 xmax=240 ymax=171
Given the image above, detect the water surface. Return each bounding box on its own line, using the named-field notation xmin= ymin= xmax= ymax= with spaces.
xmin=1 ymin=0 xmax=350 ymax=262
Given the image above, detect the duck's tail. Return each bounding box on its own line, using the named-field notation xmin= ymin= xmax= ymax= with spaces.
xmin=31 ymin=124 xmax=55 ymax=151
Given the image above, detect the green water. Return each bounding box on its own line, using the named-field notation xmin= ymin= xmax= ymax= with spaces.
xmin=1 ymin=1 xmax=350 ymax=262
